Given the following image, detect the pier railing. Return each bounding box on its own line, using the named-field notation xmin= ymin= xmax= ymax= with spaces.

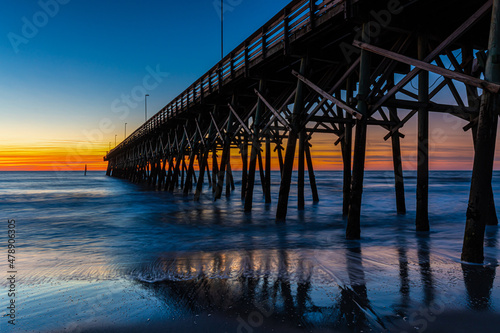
xmin=107 ymin=0 xmax=347 ymax=157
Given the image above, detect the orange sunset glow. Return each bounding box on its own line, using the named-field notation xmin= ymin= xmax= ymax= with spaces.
xmin=3 ymin=114 xmax=497 ymax=172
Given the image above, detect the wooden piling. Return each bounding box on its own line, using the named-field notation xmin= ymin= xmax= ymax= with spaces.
xmin=276 ymin=140 xmax=284 ymax=176
xmin=276 ymin=57 xmax=308 ymax=222
xmin=228 ymin=162 xmax=235 ymax=191
xmin=462 ymin=0 xmax=500 ymax=263
xmin=215 ymin=100 xmax=235 ymax=200
xmin=241 ymin=137 xmax=248 ymax=199
xmin=416 ymin=35 xmax=430 ymax=231
xmin=389 ymin=77 xmax=406 ymax=215
xmin=225 ymin=158 xmax=232 ymax=197
xmin=194 ymin=148 xmax=210 ymax=201
xmin=342 ymin=78 xmax=353 ymax=216
xmin=257 ymin=150 xmax=267 ymax=199
xmin=181 ymin=157 xmax=186 ymax=189
xmin=245 ymin=80 xmax=266 ymax=212
xmin=194 ymin=118 xmax=214 ymax=201
xmin=265 ymin=135 xmax=272 ymax=203
xmin=464 ymin=47 xmax=498 ymax=226
xmin=298 ymin=130 xmax=306 ymax=210
xmin=304 ymin=141 xmax=319 ymax=202
xmin=165 ymin=156 xmax=174 ymax=191
xmin=212 ymin=148 xmax=218 ymax=193
xmin=346 ymin=25 xmax=370 ymax=239
xmin=184 ymin=152 xmax=197 ymax=196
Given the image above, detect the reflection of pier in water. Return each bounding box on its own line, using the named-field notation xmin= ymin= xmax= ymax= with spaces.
xmin=132 ymin=237 xmax=498 ymax=331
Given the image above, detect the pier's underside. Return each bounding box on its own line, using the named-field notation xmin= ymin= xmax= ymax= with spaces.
xmin=105 ymin=0 xmax=500 ymax=263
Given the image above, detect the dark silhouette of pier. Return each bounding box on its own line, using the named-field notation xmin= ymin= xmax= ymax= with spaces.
xmin=105 ymin=0 xmax=500 ymax=264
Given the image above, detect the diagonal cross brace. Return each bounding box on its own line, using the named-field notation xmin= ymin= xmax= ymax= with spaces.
xmin=254 ymin=89 xmax=292 ymax=131
xmin=292 ymin=70 xmax=363 ymax=120
xmin=228 ymin=103 xmax=252 ymax=135
xmin=369 ymin=0 xmax=494 ymax=113
xmin=353 ymin=40 xmax=500 ymax=94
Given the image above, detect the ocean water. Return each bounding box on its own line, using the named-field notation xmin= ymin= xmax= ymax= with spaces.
xmin=1 ymin=170 xmax=500 ymax=332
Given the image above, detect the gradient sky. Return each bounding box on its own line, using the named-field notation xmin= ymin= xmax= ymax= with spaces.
xmin=0 ymin=0 xmax=498 ymax=171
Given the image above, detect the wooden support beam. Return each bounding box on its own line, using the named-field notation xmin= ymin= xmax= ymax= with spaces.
xmin=292 ymin=70 xmax=363 ymax=120
xmin=276 ymin=57 xmax=308 ymax=222
xmin=241 ymin=136 xmax=248 ymax=200
xmin=265 ymin=135 xmax=272 ymax=204
xmin=257 ymin=151 xmax=267 ymax=199
xmin=389 ymin=78 xmax=406 ymax=215
xmin=169 ymin=132 xmax=187 ymax=192
xmin=212 ymin=147 xmax=218 ymax=193
xmin=416 ymin=35 xmax=430 ymax=232
xmin=254 ymin=89 xmax=291 ymax=131
xmin=353 ymin=40 xmax=500 ymax=94
xmin=462 ymin=0 xmax=500 ymax=263
xmin=370 ymin=0 xmax=494 ymax=113
xmin=276 ymin=140 xmax=284 ymax=176
xmin=228 ymin=161 xmax=235 ymax=191
xmin=229 ymin=103 xmax=252 ymax=135
xmin=298 ymin=129 xmax=306 ymax=210
xmin=194 ymin=120 xmax=213 ymax=201
xmin=347 ymin=24 xmax=370 ymax=239
xmin=184 ymin=151 xmax=197 ymax=196
xmin=464 ymin=47 xmax=498 ymax=227
xmin=215 ymin=98 xmax=238 ymax=200
xmin=303 ymin=57 xmax=361 ymax=125
xmin=165 ymin=155 xmax=174 ymax=191
xmin=194 ymin=148 xmax=210 ymax=201
xmin=210 ymin=112 xmax=225 ymax=144
xmin=226 ymin=158 xmax=232 ymax=197
xmin=181 ymin=157 xmax=187 ymax=189
xmin=262 ymin=90 xmax=296 ymax=134
xmin=342 ymin=79 xmax=353 ymax=216
xmin=245 ymin=79 xmax=266 ymax=212
xmin=305 ymin=141 xmax=319 ymax=203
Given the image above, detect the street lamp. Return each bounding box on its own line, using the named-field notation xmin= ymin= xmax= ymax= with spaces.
xmin=109 ymin=142 xmax=111 ymax=150
xmin=145 ymin=94 xmax=149 ymax=122
xmin=125 ymin=123 xmax=127 ymax=139
xmin=221 ymin=0 xmax=224 ymax=59
xmin=115 ymin=135 xmax=117 ymax=146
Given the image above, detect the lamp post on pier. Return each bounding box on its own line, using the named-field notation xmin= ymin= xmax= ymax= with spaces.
xmin=145 ymin=94 xmax=149 ymax=122
xmin=124 ymin=123 xmax=127 ymax=140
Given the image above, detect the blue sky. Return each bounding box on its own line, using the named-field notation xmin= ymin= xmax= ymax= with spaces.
xmin=0 ymin=0 xmax=497 ymax=171
xmin=0 ymin=0 xmax=290 ymax=154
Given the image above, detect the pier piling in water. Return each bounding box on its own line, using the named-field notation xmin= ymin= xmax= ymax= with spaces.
xmin=103 ymin=0 xmax=498 ymax=261
xmin=462 ymin=0 xmax=500 ymax=263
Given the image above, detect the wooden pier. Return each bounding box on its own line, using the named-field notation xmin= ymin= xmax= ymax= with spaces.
xmin=105 ymin=0 xmax=500 ymax=264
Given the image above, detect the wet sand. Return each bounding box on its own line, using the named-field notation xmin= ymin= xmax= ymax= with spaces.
xmin=2 ymin=171 xmax=500 ymax=332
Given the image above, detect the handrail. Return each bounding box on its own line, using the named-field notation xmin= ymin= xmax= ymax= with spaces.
xmin=107 ymin=0 xmax=347 ymax=158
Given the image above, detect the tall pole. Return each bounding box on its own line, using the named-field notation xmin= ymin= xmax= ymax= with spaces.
xmin=221 ymin=0 xmax=224 ymax=59
xmin=462 ymin=0 xmax=500 ymax=263
xmin=145 ymin=94 xmax=149 ymax=122
xmin=115 ymin=135 xmax=117 ymax=146
xmin=125 ymin=123 xmax=127 ymax=139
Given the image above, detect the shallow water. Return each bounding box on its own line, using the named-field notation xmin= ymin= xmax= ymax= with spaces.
xmin=1 ymin=171 xmax=500 ymax=332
